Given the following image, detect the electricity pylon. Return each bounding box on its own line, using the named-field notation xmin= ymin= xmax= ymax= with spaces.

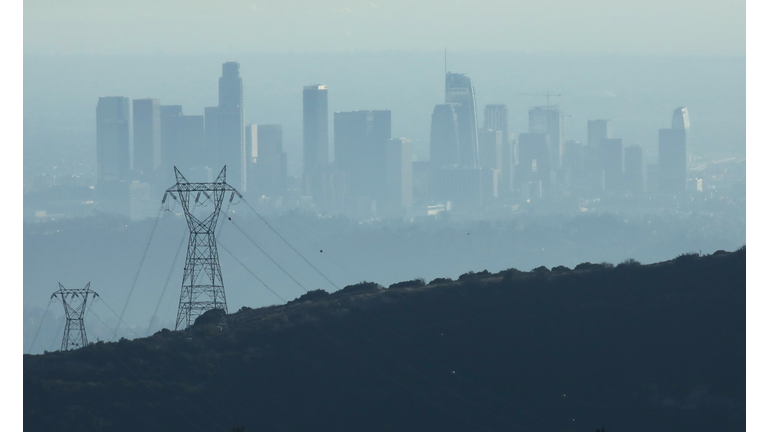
xmin=164 ymin=166 xmax=241 ymax=330
xmin=51 ymin=282 xmax=99 ymax=351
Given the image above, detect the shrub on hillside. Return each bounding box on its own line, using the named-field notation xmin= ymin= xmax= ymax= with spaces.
xmin=429 ymin=277 xmax=453 ymax=285
xmin=388 ymin=278 xmax=426 ymax=290
xmin=287 ymin=289 xmax=330 ymax=305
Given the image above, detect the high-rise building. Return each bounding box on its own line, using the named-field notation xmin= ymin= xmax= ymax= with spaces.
xmin=205 ymin=62 xmax=245 ymax=191
xmin=515 ymin=133 xmax=550 ymax=192
xmin=671 ymin=107 xmax=691 ymax=163
xmin=445 ymin=72 xmax=479 ymax=167
xmin=334 ymin=110 xmax=391 ymax=202
xmin=246 ymin=124 xmax=287 ymax=197
xmin=562 ymin=140 xmax=583 ymax=172
xmin=528 ymin=106 xmax=562 ymax=169
xmin=624 ymin=145 xmax=643 ymax=194
xmin=429 ymin=104 xmax=460 ymax=167
xmin=658 ymin=128 xmax=686 ymax=193
xmin=384 ymin=138 xmax=413 ymax=216
xmin=587 ymin=120 xmax=610 ymax=148
xmin=303 ymin=85 xmax=329 ymax=197
xmin=483 ymin=104 xmax=512 ymax=195
xmin=599 ymin=138 xmax=623 ymax=192
xmin=586 ymin=119 xmax=609 ymax=168
xmin=478 ymin=129 xmax=502 ymax=171
xmin=160 ymin=105 xmax=205 ymax=184
xmin=132 ymin=99 xmax=161 ymax=179
xmin=433 ymin=167 xmax=488 ymax=211
xmin=483 ymin=104 xmax=509 ymax=145
xmin=96 ymin=96 xmax=130 ymax=192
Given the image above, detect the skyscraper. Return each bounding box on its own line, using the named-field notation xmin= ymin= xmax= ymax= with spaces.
xmin=483 ymin=104 xmax=509 ymax=145
xmin=562 ymin=140 xmax=583 ymax=172
xmin=478 ymin=129 xmax=502 ymax=171
xmin=586 ymin=119 xmax=609 ymax=168
xmin=658 ymin=128 xmax=687 ymax=193
xmin=206 ymin=62 xmax=245 ymax=191
xmin=384 ymin=138 xmax=413 ymax=216
xmin=671 ymin=107 xmax=691 ymax=163
xmin=334 ymin=110 xmax=391 ymax=201
xmin=303 ymin=85 xmax=329 ymax=197
xmin=247 ymin=124 xmax=287 ymax=197
xmin=429 ymin=104 xmax=460 ymax=167
xmin=528 ymin=106 xmax=562 ymax=169
xmin=515 ymin=133 xmax=550 ymax=192
xmin=160 ymin=105 xmax=205 ymax=184
xmin=484 ymin=104 xmax=512 ymax=195
xmin=132 ymin=99 xmax=161 ymax=180
xmin=96 ymin=96 xmax=130 ymax=192
xmin=624 ymin=145 xmax=643 ymax=194
xmin=445 ymin=72 xmax=479 ymax=167
xmin=599 ymin=138 xmax=623 ymax=192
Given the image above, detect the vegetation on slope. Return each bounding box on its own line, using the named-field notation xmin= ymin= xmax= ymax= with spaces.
xmin=24 ymin=248 xmax=745 ymax=432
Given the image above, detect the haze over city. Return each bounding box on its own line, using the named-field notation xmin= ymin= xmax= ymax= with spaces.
xmin=21 ymin=1 xmax=750 ymax=431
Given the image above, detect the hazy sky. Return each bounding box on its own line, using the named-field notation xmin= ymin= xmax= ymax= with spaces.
xmin=24 ymin=0 xmax=745 ymax=55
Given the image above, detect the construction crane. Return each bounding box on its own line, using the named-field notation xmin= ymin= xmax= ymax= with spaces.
xmin=519 ymin=91 xmax=562 ymax=108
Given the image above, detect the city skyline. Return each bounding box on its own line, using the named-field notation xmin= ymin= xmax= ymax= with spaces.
xmin=69 ymin=58 xmax=720 ymax=221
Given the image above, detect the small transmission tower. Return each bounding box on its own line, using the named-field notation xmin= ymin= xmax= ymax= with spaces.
xmin=51 ymin=282 xmax=99 ymax=351
xmin=164 ymin=166 xmax=241 ymax=329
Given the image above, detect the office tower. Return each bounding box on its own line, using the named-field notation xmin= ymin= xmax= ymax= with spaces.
xmin=411 ymin=161 xmax=431 ymax=205
xmin=671 ymin=107 xmax=691 ymax=163
xmin=562 ymin=140 xmax=583 ymax=172
xmin=515 ymin=133 xmax=550 ymax=192
xmin=599 ymin=138 xmax=623 ymax=192
xmin=132 ymin=99 xmax=161 ymax=179
xmin=587 ymin=119 xmax=610 ymax=148
xmin=528 ymin=106 xmax=562 ymax=169
xmin=586 ymin=119 xmax=610 ymax=168
xmin=205 ymin=62 xmax=245 ymax=191
xmin=303 ymin=85 xmax=329 ymax=197
xmin=624 ymin=145 xmax=643 ymax=194
xmin=484 ymin=104 xmax=512 ymax=195
xmin=334 ymin=110 xmax=391 ymax=202
xmin=445 ymin=72 xmax=478 ymax=167
xmin=671 ymin=107 xmax=690 ymax=134
xmin=483 ymin=104 xmax=509 ymax=145
xmin=160 ymin=106 xmax=205 ymax=184
xmin=384 ymin=138 xmax=413 ymax=216
xmin=433 ymin=167 xmax=486 ymax=211
xmin=658 ymin=128 xmax=687 ymax=193
xmin=478 ymin=129 xmax=502 ymax=171
xmin=429 ymin=104 xmax=460 ymax=167
xmin=246 ymin=124 xmax=288 ymax=197
xmin=96 ymin=96 xmax=130 ymax=194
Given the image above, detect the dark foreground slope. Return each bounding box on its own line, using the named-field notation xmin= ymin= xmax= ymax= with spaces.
xmin=24 ymin=249 xmax=745 ymax=432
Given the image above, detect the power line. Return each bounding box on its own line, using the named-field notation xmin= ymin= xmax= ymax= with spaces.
xmin=242 ymin=199 xmax=339 ymax=290
xmin=114 ymin=204 xmax=164 ymax=339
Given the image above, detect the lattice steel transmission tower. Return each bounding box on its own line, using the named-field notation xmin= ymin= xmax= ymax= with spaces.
xmin=51 ymin=282 xmax=99 ymax=351
xmin=164 ymin=166 xmax=241 ymax=329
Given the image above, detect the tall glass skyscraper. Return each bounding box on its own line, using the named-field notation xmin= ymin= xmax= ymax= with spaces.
xmin=529 ymin=106 xmax=562 ymax=169
xmin=205 ymin=62 xmax=245 ymax=191
xmin=672 ymin=107 xmax=691 ymax=164
xmin=429 ymin=104 xmax=459 ymax=167
xmin=96 ymin=96 xmax=130 ymax=190
xmin=132 ymin=98 xmax=161 ymax=178
xmin=334 ymin=110 xmax=391 ymax=201
xmin=303 ymin=85 xmax=329 ymax=197
xmin=445 ymin=72 xmax=479 ymax=168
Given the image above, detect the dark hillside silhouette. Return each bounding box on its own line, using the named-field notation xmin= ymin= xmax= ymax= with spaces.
xmin=24 ymin=248 xmax=745 ymax=432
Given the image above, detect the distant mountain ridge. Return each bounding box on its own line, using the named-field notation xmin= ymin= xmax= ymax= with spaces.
xmin=24 ymin=248 xmax=746 ymax=432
